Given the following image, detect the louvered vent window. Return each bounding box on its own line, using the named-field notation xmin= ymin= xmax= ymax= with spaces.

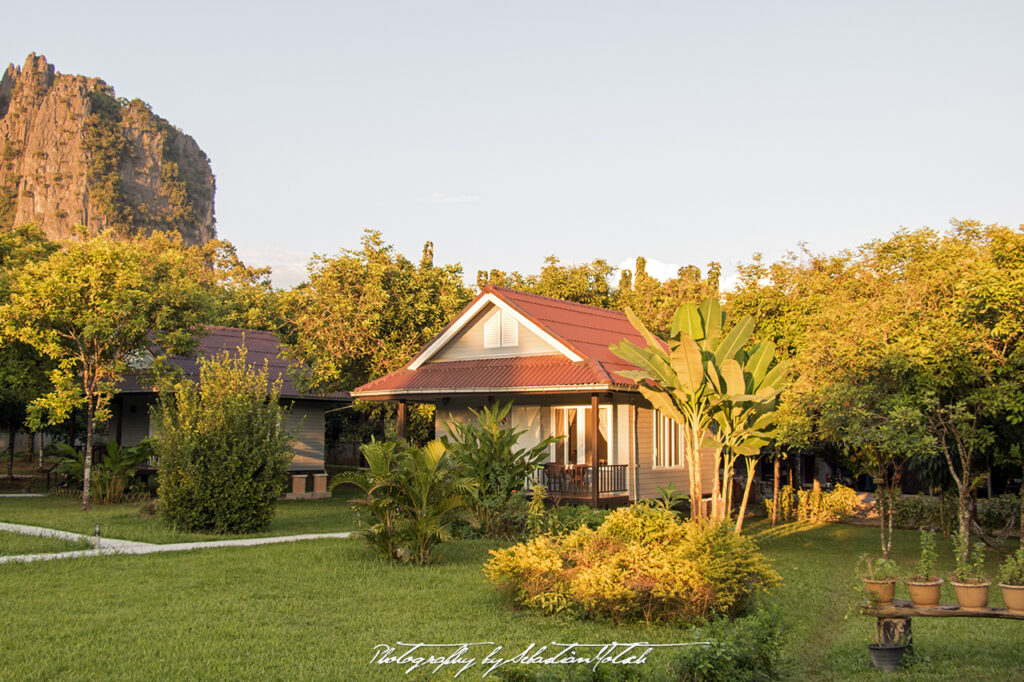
xmin=483 ymin=310 xmax=518 ymax=348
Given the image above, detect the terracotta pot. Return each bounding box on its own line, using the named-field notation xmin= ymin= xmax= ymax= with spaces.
xmin=868 ymin=644 xmax=907 ymax=673
xmin=951 ymin=581 xmax=990 ymax=611
xmin=863 ymin=579 xmax=896 ymax=605
xmin=906 ymin=578 xmax=943 ymax=608
xmin=1000 ymin=583 xmax=1024 ymax=614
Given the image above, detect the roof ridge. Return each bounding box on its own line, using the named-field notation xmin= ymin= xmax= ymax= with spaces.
xmin=488 ymin=286 xmax=626 ymax=318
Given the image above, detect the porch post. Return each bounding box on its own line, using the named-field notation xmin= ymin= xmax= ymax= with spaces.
xmin=397 ymin=400 xmax=408 ymax=441
xmin=591 ymin=393 xmax=600 ymax=507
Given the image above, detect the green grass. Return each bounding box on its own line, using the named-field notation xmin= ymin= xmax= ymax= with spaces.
xmin=0 ymin=519 xmax=1022 ymax=679
xmin=0 ymin=530 xmax=89 ymax=556
xmin=0 ymin=489 xmax=362 ymax=544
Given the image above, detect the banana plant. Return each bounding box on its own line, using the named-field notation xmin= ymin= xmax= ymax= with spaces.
xmin=611 ymin=298 xmax=776 ymax=521
xmin=702 ymin=338 xmax=787 ymax=533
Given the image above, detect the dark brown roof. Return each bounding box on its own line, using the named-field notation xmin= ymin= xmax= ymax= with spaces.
xmin=119 ymin=326 xmax=349 ymax=402
xmin=355 ymin=286 xmax=654 ymax=398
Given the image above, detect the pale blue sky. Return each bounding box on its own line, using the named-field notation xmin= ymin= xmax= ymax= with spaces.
xmin=7 ymin=2 xmax=1024 ymax=288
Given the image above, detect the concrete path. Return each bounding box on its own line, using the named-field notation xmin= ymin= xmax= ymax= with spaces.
xmin=0 ymin=521 xmax=352 ymax=565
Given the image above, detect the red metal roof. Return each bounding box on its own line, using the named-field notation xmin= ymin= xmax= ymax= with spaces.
xmin=355 ymin=286 xmax=655 ymax=398
xmin=120 ymin=326 xmax=349 ymax=402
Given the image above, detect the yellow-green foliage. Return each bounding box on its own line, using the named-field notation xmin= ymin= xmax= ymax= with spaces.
xmin=484 ymin=504 xmax=779 ymax=624
xmin=766 ymin=483 xmax=860 ymax=523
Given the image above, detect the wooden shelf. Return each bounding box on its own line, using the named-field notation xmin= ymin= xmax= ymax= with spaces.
xmin=862 ymin=599 xmax=1024 ymax=620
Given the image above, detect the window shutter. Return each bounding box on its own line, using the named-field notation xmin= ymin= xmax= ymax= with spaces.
xmin=501 ymin=312 xmax=519 ymax=347
xmin=483 ymin=311 xmax=501 ymax=348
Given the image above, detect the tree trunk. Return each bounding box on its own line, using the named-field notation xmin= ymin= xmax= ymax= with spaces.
xmin=772 ymin=456 xmax=780 ymax=527
xmin=6 ymin=424 xmax=15 ymax=479
xmin=957 ymin=484 xmax=971 ymax=563
xmin=735 ymin=458 xmax=757 ymax=535
xmin=26 ymin=432 xmax=35 ymax=469
xmin=82 ymin=398 xmax=94 ymax=510
xmin=711 ymin=450 xmax=722 ymax=520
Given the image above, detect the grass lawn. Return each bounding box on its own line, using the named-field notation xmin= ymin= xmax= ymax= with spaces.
xmin=0 ymin=488 xmax=362 ymax=544
xmin=0 ymin=530 xmax=89 ymax=556
xmin=1 ymin=519 xmax=1022 ymax=680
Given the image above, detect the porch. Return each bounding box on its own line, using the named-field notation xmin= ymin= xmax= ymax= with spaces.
xmin=539 ymin=463 xmax=629 ymax=507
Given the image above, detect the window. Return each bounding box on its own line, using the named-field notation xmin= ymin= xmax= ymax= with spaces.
xmin=483 ymin=309 xmax=518 ymax=348
xmin=552 ymin=406 xmax=611 ymax=465
xmin=652 ymin=411 xmax=684 ymax=468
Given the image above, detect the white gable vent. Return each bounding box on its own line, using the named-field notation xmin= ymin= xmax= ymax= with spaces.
xmin=501 ymin=311 xmax=518 ymax=346
xmin=483 ymin=309 xmax=519 ymax=349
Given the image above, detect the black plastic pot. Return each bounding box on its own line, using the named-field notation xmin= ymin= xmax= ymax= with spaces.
xmin=868 ymin=644 xmax=907 ymax=673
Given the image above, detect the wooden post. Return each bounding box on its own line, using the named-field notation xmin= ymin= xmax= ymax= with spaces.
xmin=877 ymin=617 xmax=912 ymax=652
xmin=591 ymin=393 xmax=600 ymax=508
xmin=397 ymin=400 xmax=408 ymax=441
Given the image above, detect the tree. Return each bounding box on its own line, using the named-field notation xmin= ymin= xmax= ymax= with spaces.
xmin=154 ymin=348 xmax=293 ymax=533
xmin=735 ymin=222 xmax=1024 ymax=561
xmin=0 ymin=224 xmax=58 ymax=478
xmin=282 ymin=231 xmax=471 ymax=440
xmin=0 ymin=230 xmax=211 ymax=508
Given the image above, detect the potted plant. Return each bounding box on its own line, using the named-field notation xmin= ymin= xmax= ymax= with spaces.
xmin=859 ymin=553 xmax=898 ymax=605
xmin=950 ymin=532 xmax=990 ymax=611
xmin=905 ymin=529 xmax=943 ymax=607
xmin=997 ymin=547 xmax=1024 ymax=614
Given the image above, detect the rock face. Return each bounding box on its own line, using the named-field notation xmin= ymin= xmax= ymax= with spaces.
xmin=0 ymin=54 xmax=215 ymax=245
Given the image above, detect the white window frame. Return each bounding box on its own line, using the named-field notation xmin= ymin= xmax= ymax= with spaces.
xmin=652 ymin=411 xmax=685 ymax=469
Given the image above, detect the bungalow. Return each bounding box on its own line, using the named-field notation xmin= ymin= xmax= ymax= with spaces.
xmin=353 ymin=285 xmax=715 ymax=507
xmin=113 ymin=326 xmax=350 ymax=499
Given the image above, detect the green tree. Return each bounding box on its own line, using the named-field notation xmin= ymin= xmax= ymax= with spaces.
xmin=0 ymin=224 xmax=58 ymax=478
xmin=0 ymin=230 xmax=211 ymax=508
xmin=282 ymin=231 xmax=471 ymax=439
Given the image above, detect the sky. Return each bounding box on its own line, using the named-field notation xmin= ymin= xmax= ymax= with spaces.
xmin=6 ymin=1 xmax=1024 ymax=289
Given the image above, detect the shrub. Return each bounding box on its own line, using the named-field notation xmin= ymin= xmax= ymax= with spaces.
xmin=894 ymin=492 xmax=1018 ymax=535
xmin=154 ymin=349 xmax=293 ymax=534
xmin=485 ymin=504 xmax=780 ymax=624
xmin=667 ymin=606 xmax=782 ymax=682
xmin=332 ymin=439 xmax=474 ymax=564
xmin=53 ymin=441 xmax=150 ymax=504
xmin=444 ymin=402 xmax=561 ymax=539
xmin=998 ymin=547 xmax=1024 ymax=586
xmin=766 ymin=484 xmax=859 ymax=524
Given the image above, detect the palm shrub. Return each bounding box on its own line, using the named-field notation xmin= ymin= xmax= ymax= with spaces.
xmin=53 ymin=441 xmax=150 ymax=504
xmin=443 ymin=402 xmax=561 ymax=538
xmin=332 ymin=439 xmax=474 ymax=564
xmin=154 ymin=349 xmax=293 ymax=534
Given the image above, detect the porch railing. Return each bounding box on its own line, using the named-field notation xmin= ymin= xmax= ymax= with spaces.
xmin=539 ymin=463 xmax=628 ymax=497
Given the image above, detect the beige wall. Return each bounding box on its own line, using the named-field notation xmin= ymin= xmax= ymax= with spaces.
xmin=429 ymin=303 xmax=560 ymax=363
xmin=633 ymin=406 xmax=715 ymax=502
xmin=285 ymin=401 xmax=326 ymax=468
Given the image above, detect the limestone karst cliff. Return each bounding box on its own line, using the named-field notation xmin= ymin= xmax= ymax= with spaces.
xmin=0 ymin=54 xmax=215 ymax=245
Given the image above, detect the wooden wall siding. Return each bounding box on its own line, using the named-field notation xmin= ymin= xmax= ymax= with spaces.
xmin=634 ymin=407 xmax=688 ymax=500
xmin=429 ymin=303 xmax=560 ymax=363
xmin=285 ymin=401 xmax=325 ymax=467
xmin=510 ymin=406 xmax=543 ymax=448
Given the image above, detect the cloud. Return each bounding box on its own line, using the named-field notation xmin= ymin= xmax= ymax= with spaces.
xmin=236 ymin=247 xmax=311 ymax=290
xmin=424 ymin=192 xmax=482 ymax=205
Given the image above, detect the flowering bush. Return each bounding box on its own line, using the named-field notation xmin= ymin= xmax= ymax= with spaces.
xmin=484 ymin=504 xmax=779 ymax=624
